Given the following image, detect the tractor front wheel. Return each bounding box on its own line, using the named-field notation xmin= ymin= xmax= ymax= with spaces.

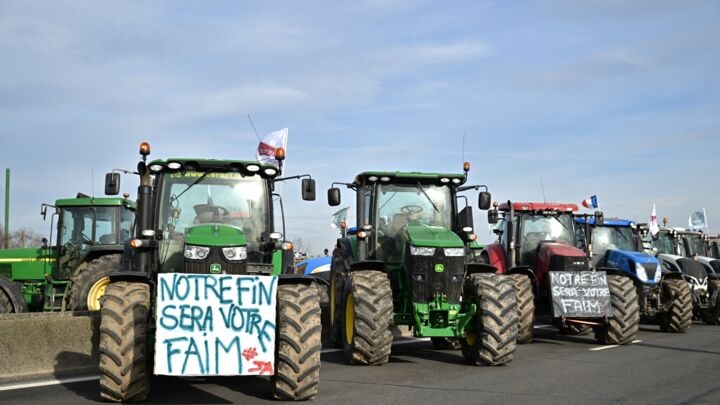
xmin=341 ymin=271 xmax=393 ymax=365
xmin=67 ymin=255 xmax=121 ymax=311
xmin=0 ymin=276 xmax=27 ymax=313
xmin=658 ymin=279 xmax=692 ymax=332
xmin=98 ymin=282 xmax=150 ymax=402
xmin=701 ymin=280 xmax=720 ymax=325
xmin=595 ymin=275 xmax=640 ymax=345
xmin=508 ymin=274 xmax=534 ymax=344
xmin=461 ymin=274 xmax=518 ymax=366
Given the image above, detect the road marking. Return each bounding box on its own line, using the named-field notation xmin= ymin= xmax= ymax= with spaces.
xmin=589 ymin=339 xmax=642 ymax=351
xmin=321 ymin=338 xmax=431 ymax=354
xmin=0 ymin=375 xmax=99 ymax=392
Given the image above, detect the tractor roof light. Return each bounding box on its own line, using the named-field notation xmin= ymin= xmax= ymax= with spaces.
xmin=469 ymin=233 xmax=478 ymax=241
xmin=167 ymin=162 xmax=182 ymax=170
xmin=264 ymin=167 xmax=277 ymax=176
xmin=368 ymin=176 xmax=379 ymax=182
xmin=141 ymin=230 xmax=155 ymax=237
xmin=462 ymin=226 xmax=473 ymax=233
xmin=139 ymin=142 xmax=151 ymax=156
xmin=246 ymin=164 xmax=260 ymax=173
xmin=440 ymin=177 xmax=450 ymax=183
xmin=380 ymin=176 xmax=391 ymax=182
xmin=149 ymin=163 xmax=164 ymax=173
xmin=275 ymin=147 xmax=286 ymax=161
xmin=270 ymin=232 xmax=283 ymax=240
xmin=493 ymin=201 xmax=499 ymax=208
xmin=451 ymin=178 xmax=461 ymax=184
xmin=463 ymin=162 xmax=470 ymax=172
xmin=281 ymin=242 xmax=293 ymax=251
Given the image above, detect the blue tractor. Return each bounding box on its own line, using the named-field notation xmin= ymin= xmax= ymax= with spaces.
xmin=575 ymin=217 xmax=692 ymax=332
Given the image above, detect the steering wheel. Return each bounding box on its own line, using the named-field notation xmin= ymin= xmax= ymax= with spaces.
xmin=400 ymin=205 xmax=423 ymax=215
xmin=193 ymin=204 xmax=230 ymax=223
xmin=81 ymin=233 xmax=93 ymax=244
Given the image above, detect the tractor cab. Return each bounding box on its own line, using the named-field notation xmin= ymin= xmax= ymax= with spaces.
xmin=53 ymin=196 xmax=135 ymax=280
xmin=677 ymin=230 xmax=719 ymax=274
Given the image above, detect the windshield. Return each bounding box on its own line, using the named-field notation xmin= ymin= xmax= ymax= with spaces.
xmin=518 ymin=213 xmax=575 ymax=265
xmin=374 ymin=183 xmax=452 ymax=261
xmin=157 ymin=171 xmax=269 ymax=271
xmin=684 ymin=234 xmax=706 ymax=256
xmin=60 ymin=206 xmax=130 ymax=246
xmin=591 ymin=226 xmax=636 ymax=264
xmin=653 ymin=232 xmax=676 ymax=255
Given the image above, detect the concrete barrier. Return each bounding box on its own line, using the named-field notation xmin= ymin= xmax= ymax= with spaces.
xmin=0 ymin=312 xmax=99 ymax=383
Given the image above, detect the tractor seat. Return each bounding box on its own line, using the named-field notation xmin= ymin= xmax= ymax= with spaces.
xmin=99 ymin=234 xmax=116 ymax=244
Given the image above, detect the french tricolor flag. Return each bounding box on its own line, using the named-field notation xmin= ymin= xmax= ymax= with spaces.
xmin=581 ymin=195 xmax=599 ymax=209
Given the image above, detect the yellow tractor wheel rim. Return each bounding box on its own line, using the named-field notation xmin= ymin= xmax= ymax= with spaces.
xmin=87 ymin=277 xmax=110 ymax=311
xmin=465 ymin=331 xmax=477 ymax=346
xmin=345 ymin=292 xmax=354 ymax=345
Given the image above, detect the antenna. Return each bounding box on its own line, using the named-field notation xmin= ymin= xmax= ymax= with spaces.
xmin=91 ymin=168 xmax=95 ymax=198
xmin=462 ymin=133 xmax=466 ymax=165
xmin=538 ymin=174 xmax=546 ymax=203
xmin=247 ymin=114 xmax=261 ymax=141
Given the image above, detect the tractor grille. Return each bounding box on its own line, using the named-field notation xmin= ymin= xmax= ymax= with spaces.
xmin=181 ymin=247 xmax=248 ymax=275
xmin=641 ymin=262 xmax=659 ymax=280
xmin=407 ymin=249 xmax=464 ymax=304
xmin=548 ymin=255 xmax=589 ymax=272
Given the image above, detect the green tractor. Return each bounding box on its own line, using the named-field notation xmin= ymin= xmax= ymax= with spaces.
xmin=97 ymin=142 xmax=322 ymax=402
xmin=0 ymin=194 xmax=135 ymax=313
xmin=326 ymin=164 xmax=518 ymax=366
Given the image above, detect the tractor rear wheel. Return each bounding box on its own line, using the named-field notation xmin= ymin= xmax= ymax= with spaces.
xmin=461 ymin=274 xmax=518 ymax=366
xmin=98 ymin=282 xmax=150 ymax=402
xmin=0 ymin=276 xmax=27 ymax=313
xmin=0 ymin=289 xmax=12 ymax=313
xmin=658 ymin=279 xmax=692 ymax=332
xmin=595 ymin=275 xmax=640 ymax=345
xmin=272 ymin=283 xmax=322 ymax=400
xmin=701 ymin=280 xmax=720 ymax=325
xmin=341 ymin=271 xmax=393 ymax=365
xmin=508 ymin=274 xmax=534 ymax=344
xmin=67 ymin=255 xmax=121 ymax=311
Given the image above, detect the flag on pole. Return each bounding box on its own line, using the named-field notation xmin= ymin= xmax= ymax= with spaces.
xmin=330 ymin=206 xmax=350 ymax=229
xmin=581 ymin=195 xmax=599 ymax=209
xmin=648 ymin=204 xmax=660 ymax=236
xmin=257 ymin=128 xmax=289 ymax=169
xmin=689 ymin=208 xmax=707 ymax=231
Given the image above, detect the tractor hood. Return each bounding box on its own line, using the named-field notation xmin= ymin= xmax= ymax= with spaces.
xmin=184 ymin=224 xmax=247 ymax=247
xmin=606 ymin=249 xmax=661 ymax=284
xmin=539 ymin=241 xmax=586 ymax=258
xmin=404 ymin=223 xmax=463 ymax=248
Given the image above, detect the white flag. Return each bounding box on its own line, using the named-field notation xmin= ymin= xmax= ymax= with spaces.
xmin=648 ymin=204 xmax=659 ymax=236
xmin=331 ymin=206 xmax=350 ymax=229
xmin=689 ymin=208 xmax=707 ymax=231
xmin=257 ymin=128 xmax=289 ymax=168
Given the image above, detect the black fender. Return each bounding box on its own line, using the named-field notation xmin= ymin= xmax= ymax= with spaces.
xmin=661 ymin=271 xmax=684 ymax=281
xmin=506 ymin=265 xmax=537 ymax=284
xmin=109 ymin=271 xmax=153 ymax=285
xmin=335 ymin=237 xmax=354 ymax=269
xmin=598 ymin=266 xmax=625 ymax=278
xmin=349 ymin=260 xmax=386 ymax=272
xmin=0 ymin=275 xmax=28 ymax=313
xmin=278 ymin=274 xmax=327 ymax=286
xmin=466 ymin=262 xmax=499 ymax=275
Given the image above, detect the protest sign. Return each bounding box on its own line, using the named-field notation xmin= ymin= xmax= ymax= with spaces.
xmin=549 ymin=271 xmax=612 ymax=318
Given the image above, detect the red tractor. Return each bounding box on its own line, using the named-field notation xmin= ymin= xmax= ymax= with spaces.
xmin=482 ymin=201 xmax=640 ymax=345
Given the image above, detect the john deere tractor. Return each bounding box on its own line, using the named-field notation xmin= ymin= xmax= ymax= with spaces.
xmin=0 ymin=195 xmax=135 ymax=313
xmin=575 ymin=217 xmax=691 ymax=332
xmin=326 ymin=164 xmax=518 ymax=366
xmin=97 ymin=142 xmax=322 ymax=401
xmin=647 ymin=227 xmax=720 ymax=324
xmin=482 ymin=202 xmax=640 ymax=345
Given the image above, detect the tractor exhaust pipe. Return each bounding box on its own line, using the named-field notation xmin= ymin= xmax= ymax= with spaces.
xmin=508 ymin=200 xmax=516 ymax=268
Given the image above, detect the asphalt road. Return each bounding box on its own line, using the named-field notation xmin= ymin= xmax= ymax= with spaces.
xmin=2 ymin=322 xmax=720 ymax=404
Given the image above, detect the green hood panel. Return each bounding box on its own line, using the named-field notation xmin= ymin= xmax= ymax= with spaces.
xmin=404 ymin=223 xmax=463 ymax=248
xmin=184 ymin=224 xmax=247 ymax=247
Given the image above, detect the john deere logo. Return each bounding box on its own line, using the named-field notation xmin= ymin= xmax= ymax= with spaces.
xmin=434 ymin=264 xmax=444 ymax=273
xmin=210 ymin=263 xmax=222 ymax=274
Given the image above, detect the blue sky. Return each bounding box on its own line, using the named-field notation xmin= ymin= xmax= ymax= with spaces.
xmin=1 ymin=0 xmax=718 ymax=254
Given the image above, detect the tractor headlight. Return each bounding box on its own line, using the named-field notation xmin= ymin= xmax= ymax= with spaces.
xmin=443 ymin=248 xmax=465 ymax=257
xmin=635 ymin=262 xmax=648 ymax=282
xmin=654 ymin=266 xmax=662 ymax=282
xmin=222 ymin=247 xmax=247 ymax=261
xmin=410 ymin=246 xmax=435 ymax=256
xmin=184 ymin=245 xmax=210 ymax=260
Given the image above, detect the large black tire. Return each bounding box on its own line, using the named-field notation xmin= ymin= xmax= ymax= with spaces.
xmin=341 ymin=271 xmax=393 ymax=365
xmin=595 ymin=275 xmax=640 ymax=345
xmin=701 ymin=280 xmax=720 ymax=325
xmin=98 ymin=282 xmax=150 ymax=402
xmin=0 ymin=276 xmax=27 ymax=313
xmin=272 ymin=283 xmax=322 ymax=400
xmin=328 ymin=255 xmax=347 ymax=348
xmin=460 ymin=274 xmax=518 ymax=366
xmin=67 ymin=255 xmax=121 ymax=311
xmin=658 ymin=279 xmax=692 ymax=332
xmin=508 ymin=274 xmax=534 ymax=344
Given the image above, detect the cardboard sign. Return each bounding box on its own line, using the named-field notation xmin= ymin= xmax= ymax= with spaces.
xmin=154 ymin=274 xmax=277 ymax=376
xmin=549 ymin=271 xmax=612 ymax=318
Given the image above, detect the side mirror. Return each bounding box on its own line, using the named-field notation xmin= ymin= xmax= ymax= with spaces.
xmin=478 ymin=192 xmax=491 ymax=210
xmin=487 ymin=209 xmax=499 ymax=224
xmin=301 ymin=179 xmax=316 ymax=201
xmin=328 ymin=188 xmax=341 ymax=206
xmin=594 ymin=210 xmax=604 ymax=226
xmin=105 ymin=173 xmax=120 ymax=195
